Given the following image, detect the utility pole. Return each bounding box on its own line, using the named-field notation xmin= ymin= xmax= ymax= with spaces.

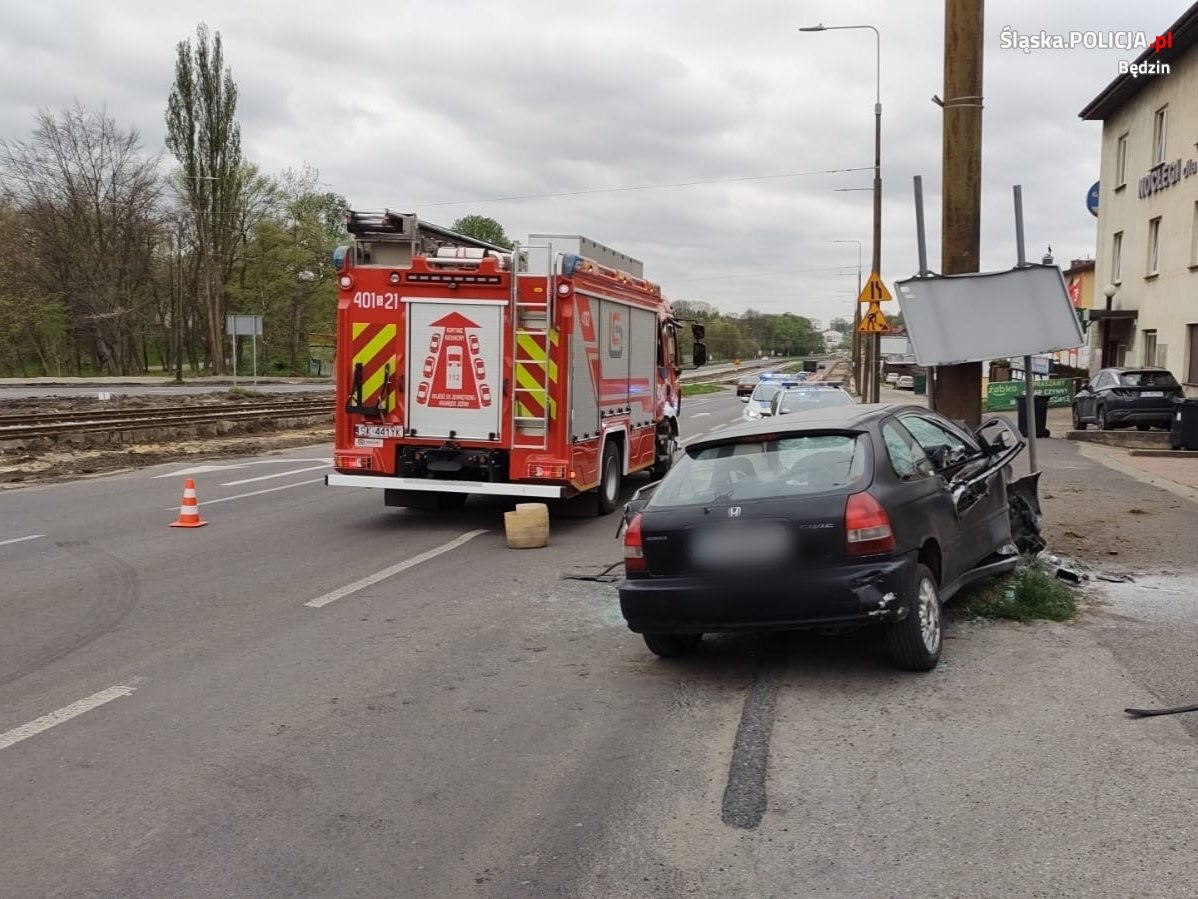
xmin=935 ymin=0 xmax=985 ymax=424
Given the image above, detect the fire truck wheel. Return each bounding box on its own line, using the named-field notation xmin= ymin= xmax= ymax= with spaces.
xmin=597 ymin=441 xmax=621 ymax=516
xmin=651 ymin=432 xmax=677 ymax=481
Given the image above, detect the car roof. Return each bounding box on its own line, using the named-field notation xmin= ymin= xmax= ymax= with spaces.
xmin=690 ymin=402 xmax=919 ymax=449
xmin=1104 ymin=366 xmax=1171 ymax=374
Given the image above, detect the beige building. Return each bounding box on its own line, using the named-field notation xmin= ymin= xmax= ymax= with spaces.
xmin=1080 ymin=4 xmax=1198 ymax=389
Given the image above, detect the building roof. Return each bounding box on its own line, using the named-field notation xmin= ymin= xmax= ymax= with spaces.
xmin=1065 ymin=258 xmax=1095 ymax=276
xmin=1079 ymin=3 xmax=1198 ymax=120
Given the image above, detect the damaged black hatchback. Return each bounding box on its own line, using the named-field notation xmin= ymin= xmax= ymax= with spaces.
xmin=618 ymin=404 xmax=1040 ymax=671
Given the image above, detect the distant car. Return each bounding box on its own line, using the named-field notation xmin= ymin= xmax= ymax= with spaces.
xmin=1072 ymin=366 xmax=1183 ymax=431
xmin=736 ymin=374 xmax=762 ymax=397
xmin=618 ymin=404 xmax=1040 ymax=670
xmin=429 ymin=333 xmax=442 ymax=353
xmin=897 ymin=375 xmax=915 ymax=390
xmin=770 ymin=385 xmax=856 ymax=417
xmin=742 ymin=379 xmax=799 ymax=420
xmin=474 ymin=357 xmax=486 ymax=379
xmin=885 ymin=372 xmax=900 ymax=386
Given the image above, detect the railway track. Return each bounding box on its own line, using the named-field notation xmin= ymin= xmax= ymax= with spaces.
xmin=0 ymin=399 xmax=334 ymax=441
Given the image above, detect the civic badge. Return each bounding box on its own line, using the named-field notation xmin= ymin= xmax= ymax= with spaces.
xmin=728 ymin=506 xmax=741 ymax=518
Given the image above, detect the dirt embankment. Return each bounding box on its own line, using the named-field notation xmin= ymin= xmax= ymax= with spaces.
xmin=0 ymin=391 xmax=333 ymax=488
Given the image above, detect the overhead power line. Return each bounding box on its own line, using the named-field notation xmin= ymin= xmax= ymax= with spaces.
xmin=403 ymin=166 xmax=874 ymax=207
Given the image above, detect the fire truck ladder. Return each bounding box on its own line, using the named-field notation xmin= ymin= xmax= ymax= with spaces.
xmin=511 ymin=242 xmax=556 ymax=450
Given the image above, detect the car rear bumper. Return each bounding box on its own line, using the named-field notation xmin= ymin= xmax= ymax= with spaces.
xmin=1105 ymin=405 xmax=1173 ymax=425
xmin=618 ymin=556 xmax=915 ymax=634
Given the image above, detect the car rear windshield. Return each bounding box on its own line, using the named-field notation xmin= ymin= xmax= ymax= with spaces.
xmin=751 ymin=383 xmax=783 ymax=402
xmin=779 ymin=390 xmax=854 ymax=414
xmin=646 ymin=433 xmax=867 ymax=509
xmin=1118 ymin=370 xmax=1179 ymax=388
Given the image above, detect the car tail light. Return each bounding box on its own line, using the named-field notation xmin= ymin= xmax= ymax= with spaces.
xmin=845 ymin=491 xmax=894 ymax=557
xmin=624 ymin=512 xmax=647 ymax=573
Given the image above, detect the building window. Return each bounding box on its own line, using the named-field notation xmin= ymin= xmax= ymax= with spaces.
xmin=1191 ymin=201 xmax=1198 ymax=267
xmin=1143 ymin=330 xmax=1158 ymax=367
xmin=1153 ymin=106 xmax=1168 ymax=165
xmin=1112 ymin=231 xmax=1123 ymax=282
xmin=1189 ymin=324 xmax=1198 ymax=385
xmin=1147 ymin=218 xmax=1162 ymax=276
xmin=1116 ymin=132 xmax=1129 ymax=187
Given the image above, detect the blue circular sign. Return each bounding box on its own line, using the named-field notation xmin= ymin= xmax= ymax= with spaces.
xmin=1086 ymin=181 xmax=1100 ymax=217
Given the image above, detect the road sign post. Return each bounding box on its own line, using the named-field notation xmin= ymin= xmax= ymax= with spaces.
xmin=226 ymin=315 xmax=263 ymax=388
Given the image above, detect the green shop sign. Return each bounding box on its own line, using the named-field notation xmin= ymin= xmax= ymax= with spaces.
xmin=986 ymin=378 xmax=1074 ymax=411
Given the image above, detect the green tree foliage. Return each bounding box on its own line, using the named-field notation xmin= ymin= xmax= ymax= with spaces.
xmin=232 ymin=166 xmax=347 ymax=374
xmin=450 ymin=214 xmax=513 ymax=249
xmin=0 ymin=105 xmax=163 ymax=375
xmin=166 ymin=22 xmax=244 ymax=374
xmin=670 ymin=298 xmax=825 ymax=363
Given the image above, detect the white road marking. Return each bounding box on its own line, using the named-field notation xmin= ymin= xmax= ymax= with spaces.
xmin=689 ymin=412 xmax=712 ymax=418
xmin=153 ymin=458 xmax=333 ymax=479
xmin=711 ymin=423 xmax=729 ymax=431
xmin=220 ymin=464 xmax=329 ymax=486
xmin=163 ymin=478 xmax=324 ymax=511
xmin=153 ymin=464 xmax=247 ymax=478
xmin=0 ymin=534 xmax=44 ymax=548
xmin=304 ymin=530 xmax=488 ymax=609
xmin=0 ymin=681 xmax=141 ymax=752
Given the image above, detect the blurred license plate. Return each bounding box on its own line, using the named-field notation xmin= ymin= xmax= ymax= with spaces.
xmin=691 ymin=523 xmax=790 ymax=566
xmin=1142 ymin=391 xmax=1164 ymax=397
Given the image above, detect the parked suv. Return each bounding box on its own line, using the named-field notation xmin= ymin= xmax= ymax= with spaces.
xmin=1072 ymin=367 xmax=1183 ymax=431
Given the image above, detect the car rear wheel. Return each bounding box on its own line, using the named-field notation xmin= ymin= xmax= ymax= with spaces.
xmin=1096 ymin=406 xmax=1109 ymax=430
xmin=1071 ymin=405 xmax=1087 ymax=431
xmin=597 ymin=441 xmax=621 ymax=516
xmin=885 ymin=564 xmax=942 ymax=671
xmin=643 ymin=633 xmax=702 ymax=658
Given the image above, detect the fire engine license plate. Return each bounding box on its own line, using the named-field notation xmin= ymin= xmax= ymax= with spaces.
xmin=354 ymin=424 xmax=404 ymax=439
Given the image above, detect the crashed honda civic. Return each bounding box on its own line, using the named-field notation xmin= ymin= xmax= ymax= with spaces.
xmin=617 ymin=404 xmax=1042 ymax=671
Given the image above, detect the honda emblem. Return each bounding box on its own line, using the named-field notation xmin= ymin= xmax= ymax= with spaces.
xmin=728 ymin=506 xmax=741 ymax=518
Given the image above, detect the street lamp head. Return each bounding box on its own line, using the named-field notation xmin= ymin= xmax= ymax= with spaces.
xmin=798 ymin=24 xmax=827 ymax=31
xmin=1102 ymin=283 xmax=1118 ymax=300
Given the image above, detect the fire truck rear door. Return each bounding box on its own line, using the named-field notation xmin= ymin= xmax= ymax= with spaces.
xmin=406 ymin=300 xmax=504 ymax=440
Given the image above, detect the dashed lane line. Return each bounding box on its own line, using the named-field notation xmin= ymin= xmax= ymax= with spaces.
xmin=303 ymin=530 xmax=488 ymax=609
xmin=0 ymin=534 xmax=44 ymax=548
xmin=221 ymin=464 xmax=330 ymax=487
xmin=0 ymin=680 xmax=144 ymax=752
xmin=163 ymin=478 xmax=324 ymax=511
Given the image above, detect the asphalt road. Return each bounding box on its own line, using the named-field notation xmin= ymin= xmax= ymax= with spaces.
xmin=3 ymin=389 xmax=1198 ymax=897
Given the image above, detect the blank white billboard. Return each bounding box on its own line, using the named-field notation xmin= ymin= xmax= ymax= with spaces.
xmin=894 ymin=265 xmax=1085 ymax=367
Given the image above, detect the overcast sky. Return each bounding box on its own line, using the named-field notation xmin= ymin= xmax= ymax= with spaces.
xmin=0 ymin=0 xmax=1187 ymax=326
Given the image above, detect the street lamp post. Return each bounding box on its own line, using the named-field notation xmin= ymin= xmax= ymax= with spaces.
xmin=801 ymin=22 xmax=882 ymax=402
xmin=832 ymin=239 xmax=863 ymax=397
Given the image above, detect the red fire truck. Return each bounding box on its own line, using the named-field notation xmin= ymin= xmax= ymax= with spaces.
xmin=325 ymin=211 xmax=706 ymax=514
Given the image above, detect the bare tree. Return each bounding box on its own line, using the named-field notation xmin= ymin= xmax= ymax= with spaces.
xmin=166 ymin=22 xmax=244 ymax=374
xmin=0 ymin=104 xmax=163 ymax=374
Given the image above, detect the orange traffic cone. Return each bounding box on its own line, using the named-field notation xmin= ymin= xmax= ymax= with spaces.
xmin=170 ymin=478 xmax=208 ymax=528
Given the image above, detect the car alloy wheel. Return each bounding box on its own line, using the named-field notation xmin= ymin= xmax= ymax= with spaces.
xmin=885 ymin=563 xmax=942 ymax=671
xmin=1096 ymin=406 xmax=1108 ymax=430
xmin=1071 ymin=405 xmax=1086 ymax=431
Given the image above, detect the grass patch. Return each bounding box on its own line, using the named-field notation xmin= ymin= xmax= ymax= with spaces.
xmin=682 ymin=383 xmax=726 ymax=396
xmin=226 ymin=386 xmax=264 ymax=398
xmin=954 ymin=558 xmax=1077 ymax=622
